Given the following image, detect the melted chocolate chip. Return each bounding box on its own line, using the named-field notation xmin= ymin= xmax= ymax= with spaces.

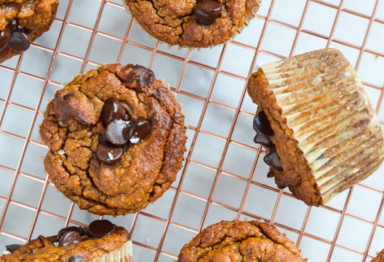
xmin=127 ymin=120 xmax=151 ymax=144
xmin=68 ymin=256 xmax=83 ymax=262
xmin=254 ymin=133 xmax=273 ymax=148
xmin=119 ymin=64 xmax=155 ymax=90
xmin=8 ymin=31 xmax=30 ymax=51
xmin=97 ymin=141 xmax=123 ymax=164
xmin=0 ymin=28 xmax=11 ymax=51
xmin=57 ymin=226 xmax=83 ymax=240
xmin=253 ymin=111 xmax=273 ymax=136
xmin=100 ymin=98 xmax=127 ymax=125
xmin=59 ymin=231 xmax=82 ymax=247
xmin=5 ymin=244 xmax=22 ymax=253
xmin=106 ymin=119 xmax=131 ymax=146
xmin=194 ymin=1 xmax=222 ymax=25
xmin=264 ymin=147 xmax=283 ymax=171
xmin=88 ymin=220 xmax=115 ymax=238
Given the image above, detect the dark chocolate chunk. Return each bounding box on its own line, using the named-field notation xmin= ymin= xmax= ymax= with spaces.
xmin=68 ymin=256 xmax=83 ymax=262
xmin=96 ymin=141 xmax=123 ymax=164
xmin=8 ymin=20 xmax=18 ymax=31
xmin=267 ymin=171 xmax=274 ymax=178
xmin=100 ymin=98 xmax=127 ymax=125
xmin=0 ymin=28 xmax=11 ymax=51
xmin=106 ymin=119 xmax=131 ymax=146
xmin=57 ymin=226 xmax=83 ymax=240
xmin=194 ymin=1 xmax=222 ymax=25
xmin=264 ymin=147 xmax=283 ymax=171
xmin=59 ymin=231 xmax=82 ymax=247
xmin=127 ymin=120 xmax=151 ymax=144
xmin=118 ymin=64 xmax=155 ymax=90
xmin=5 ymin=244 xmax=22 ymax=253
xmin=254 ymin=133 xmax=273 ymax=148
xmin=88 ymin=220 xmax=116 ymax=238
xmin=8 ymin=31 xmax=30 ymax=51
xmin=253 ymin=111 xmax=273 ymax=136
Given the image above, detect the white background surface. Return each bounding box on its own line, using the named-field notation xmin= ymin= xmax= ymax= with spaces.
xmin=0 ymin=0 xmax=384 ymax=261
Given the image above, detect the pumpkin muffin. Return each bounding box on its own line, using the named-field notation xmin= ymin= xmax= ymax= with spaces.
xmin=39 ymin=63 xmax=187 ymax=215
xmin=0 ymin=0 xmax=58 ymax=63
xmin=123 ymin=0 xmax=261 ymax=47
xmin=247 ymin=48 xmax=384 ymax=206
xmin=178 ymin=220 xmax=306 ymax=261
xmin=0 ymin=219 xmax=132 ymax=262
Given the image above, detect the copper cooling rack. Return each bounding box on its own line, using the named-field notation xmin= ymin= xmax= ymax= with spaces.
xmin=1 ymin=0 xmax=384 ymax=261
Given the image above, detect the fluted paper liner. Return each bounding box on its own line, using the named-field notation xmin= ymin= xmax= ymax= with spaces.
xmin=92 ymin=241 xmax=133 ymax=262
xmin=258 ymin=48 xmax=384 ymax=204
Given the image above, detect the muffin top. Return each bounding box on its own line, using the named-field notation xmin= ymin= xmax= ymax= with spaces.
xmin=124 ymin=0 xmax=261 ymax=47
xmin=178 ymin=220 xmax=306 ymax=262
xmin=0 ymin=0 xmax=58 ymax=62
xmin=39 ymin=64 xmax=187 ymax=215
xmin=0 ymin=220 xmax=129 ymax=262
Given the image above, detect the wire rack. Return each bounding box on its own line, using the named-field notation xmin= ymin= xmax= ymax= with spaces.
xmin=0 ymin=0 xmax=384 ymax=261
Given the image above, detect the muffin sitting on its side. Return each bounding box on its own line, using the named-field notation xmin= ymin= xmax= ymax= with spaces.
xmin=0 ymin=0 xmax=58 ymax=63
xmin=39 ymin=64 xmax=187 ymax=215
xmin=247 ymin=48 xmax=384 ymax=206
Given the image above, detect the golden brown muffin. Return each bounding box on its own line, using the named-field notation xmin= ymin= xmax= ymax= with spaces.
xmin=39 ymin=64 xmax=187 ymax=215
xmin=0 ymin=220 xmax=132 ymax=262
xmin=0 ymin=0 xmax=58 ymax=63
xmin=178 ymin=220 xmax=306 ymax=261
xmin=247 ymin=48 xmax=384 ymax=206
xmin=123 ymin=0 xmax=261 ymax=47
xmin=372 ymin=249 xmax=384 ymax=262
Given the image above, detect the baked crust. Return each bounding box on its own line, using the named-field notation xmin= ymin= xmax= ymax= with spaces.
xmin=123 ymin=0 xmax=261 ymax=47
xmin=178 ymin=220 xmax=306 ymax=262
xmin=0 ymin=0 xmax=58 ymax=63
xmin=247 ymin=48 xmax=384 ymax=206
xmin=0 ymin=227 xmax=129 ymax=262
xmin=372 ymin=249 xmax=384 ymax=262
xmin=39 ymin=64 xmax=187 ymax=215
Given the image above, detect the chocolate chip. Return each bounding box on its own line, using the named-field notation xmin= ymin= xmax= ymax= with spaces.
xmin=118 ymin=64 xmax=155 ymax=90
xmin=8 ymin=20 xmax=18 ymax=31
xmin=106 ymin=119 xmax=131 ymax=146
xmin=68 ymin=256 xmax=83 ymax=262
xmin=267 ymin=171 xmax=274 ymax=178
xmin=96 ymin=141 xmax=123 ymax=165
xmin=254 ymin=133 xmax=273 ymax=148
xmin=127 ymin=120 xmax=151 ymax=144
xmin=5 ymin=244 xmax=22 ymax=253
xmin=59 ymin=231 xmax=82 ymax=247
xmin=0 ymin=28 xmax=11 ymax=52
xmin=100 ymin=98 xmax=127 ymax=125
xmin=57 ymin=226 xmax=83 ymax=240
xmin=88 ymin=220 xmax=115 ymax=238
xmin=264 ymin=147 xmax=283 ymax=171
xmin=194 ymin=1 xmax=222 ymax=25
xmin=253 ymin=111 xmax=273 ymax=136
xmin=8 ymin=31 xmax=30 ymax=51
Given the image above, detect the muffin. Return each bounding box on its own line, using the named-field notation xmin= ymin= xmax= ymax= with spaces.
xmin=247 ymin=48 xmax=384 ymax=206
xmin=178 ymin=220 xmax=306 ymax=261
xmin=0 ymin=219 xmax=132 ymax=262
xmin=0 ymin=0 xmax=58 ymax=63
xmin=123 ymin=0 xmax=261 ymax=48
xmin=372 ymin=249 xmax=384 ymax=262
xmin=39 ymin=64 xmax=187 ymax=215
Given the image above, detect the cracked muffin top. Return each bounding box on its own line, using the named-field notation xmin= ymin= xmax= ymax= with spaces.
xmin=39 ymin=64 xmax=187 ymax=216
xmin=0 ymin=220 xmax=132 ymax=262
xmin=0 ymin=0 xmax=58 ymax=63
xmin=123 ymin=0 xmax=261 ymax=47
xmin=178 ymin=220 xmax=306 ymax=262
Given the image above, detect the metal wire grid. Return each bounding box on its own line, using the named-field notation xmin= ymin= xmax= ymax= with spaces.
xmin=0 ymin=0 xmax=384 ymax=261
